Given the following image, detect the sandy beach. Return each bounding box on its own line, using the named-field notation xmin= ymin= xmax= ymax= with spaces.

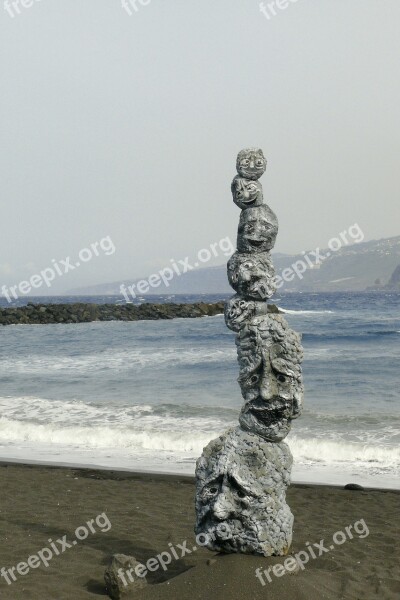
xmin=0 ymin=462 xmax=398 ymax=600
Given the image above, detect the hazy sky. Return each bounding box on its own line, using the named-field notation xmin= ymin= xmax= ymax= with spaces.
xmin=1 ymin=0 xmax=399 ymax=293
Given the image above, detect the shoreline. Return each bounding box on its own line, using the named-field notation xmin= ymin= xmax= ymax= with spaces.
xmin=0 ymin=457 xmax=398 ymax=492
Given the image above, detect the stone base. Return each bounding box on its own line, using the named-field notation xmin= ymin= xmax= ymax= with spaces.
xmin=195 ymin=427 xmax=293 ymax=557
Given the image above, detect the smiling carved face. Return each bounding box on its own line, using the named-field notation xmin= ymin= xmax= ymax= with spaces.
xmin=237 ymin=205 xmax=278 ymax=253
xmin=231 ymin=176 xmax=264 ymax=210
xmin=236 ymin=148 xmax=267 ymax=181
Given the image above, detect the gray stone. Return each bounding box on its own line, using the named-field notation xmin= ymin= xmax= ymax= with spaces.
xmin=227 ymin=251 xmax=276 ymax=300
xmin=236 ymin=148 xmax=267 ymax=180
xmin=237 ymin=314 xmax=304 ymax=441
xmin=104 ymin=554 xmax=147 ymax=600
xmin=224 ymin=295 xmax=271 ymax=332
xmin=195 ymin=427 xmax=293 ymax=556
xmin=231 ymin=176 xmax=264 ymax=210
xmin=237 ymin=205 xmax=278 ymax=253
xmin=344 ymin=483 xmax=365 ymax=491
xmin=195 ymin=147 xmax=304 ymax=558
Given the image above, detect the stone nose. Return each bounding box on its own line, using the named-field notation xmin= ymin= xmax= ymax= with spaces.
xmin=253 ymin=223 xmax=265 ymax=236
xmin=250 ymin=160 xmax=254 ymax=168
xmin=240 ymin=269 xmax=252 ymax=282
xmin=259 ymin=369 xmax=279 ymax=401
xmin=212 ymin=490 xmax=235 ymax=520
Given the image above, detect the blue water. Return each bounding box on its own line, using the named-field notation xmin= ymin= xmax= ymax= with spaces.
xmin=0 ymin=292 xmax=399 ymax=488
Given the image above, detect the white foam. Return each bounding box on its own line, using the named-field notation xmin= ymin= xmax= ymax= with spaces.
xmin=0 ymin=397 xmax=231 ymax=453
xmin=287 ymin=435 xmax=400 ymax=469
xmin=0 ymin=417 xmax=216 ymax=453
xmin=0 ymin=397 xmax=398 ymax=489
xmin=279 ymin=309 xmax=334 ymax=315
xmin=0 ymin=347 xmax=236 ymax=374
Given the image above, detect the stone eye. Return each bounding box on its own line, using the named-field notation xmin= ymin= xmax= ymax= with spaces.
xmin=256 ymin=159 xmax=264 ymax=166
xmin=204 ymin=486 xmax=219 ymax=498
xmin=277 ymin=374 xmax=286 ymax=383
xmin=237 ymin=489 xmax=246 ymax=499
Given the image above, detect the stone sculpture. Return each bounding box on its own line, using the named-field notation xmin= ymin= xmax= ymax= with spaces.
xmin=195 ymin=148 xmax=304 ymax=556
xmin=237 ymin=205 xmax=278 ymax=253
xmin=195 ymin=427 xmax=293 ymax=556
xmin=227 ymin=252 xmax=276 ymax=300
xmin=236 ymin=148 xmax=267 ymax=180
xmin=231 ymin=177 xmax=264 ymax=210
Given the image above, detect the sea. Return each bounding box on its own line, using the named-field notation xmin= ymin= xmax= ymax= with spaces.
xmin=0 ymin=292 xmax=399 ymax=489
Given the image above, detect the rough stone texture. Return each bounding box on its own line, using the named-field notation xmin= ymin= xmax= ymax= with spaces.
xmin=237 ymin=205 xmax=278 ymax=253
xmin=236 ymin=148 xmax=267 ymax=180
xmin=104 ymin=554 xmax=147 ymax=599
xmin=231 ymin=176 xmax=264 ymax=210
xmin=0 ymin=301 xmax=225 ymax=326
xmin=195 ymin=427 xmax=293 ymax=556
xmin=227 ymin=252 xmax=276 ymax=300
xmin=237 ymin=314 xmax=304 ymax=442
xmin=195 ymin=147 xmax=304 ymax=557
xmin=224 ymin=295 xmax=278 ymax=332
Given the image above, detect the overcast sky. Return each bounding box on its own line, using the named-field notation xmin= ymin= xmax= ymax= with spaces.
xmin=1 ymin=0 xmax=399 ymax=293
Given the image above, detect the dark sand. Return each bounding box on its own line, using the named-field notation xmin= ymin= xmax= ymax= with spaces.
xmin=0 ymin=462 xmax=399 ymax=600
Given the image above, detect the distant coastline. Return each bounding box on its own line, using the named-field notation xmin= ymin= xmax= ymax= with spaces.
xmin=0 ymin=301 xmax=224 ymax=326
xmin=0 ymin=300 xmax=282 ymax=326
xmin=0 ymin=300 xmax=278 ymax=326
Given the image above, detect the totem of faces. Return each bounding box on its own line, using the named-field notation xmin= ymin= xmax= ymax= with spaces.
xmin=236 ymin=315 xmax=304 ymax=442
xmin=227 ymin=252 xmax=276 ymax=300
xmin=195 ymin=427 xmax=293 ymax=556
xmin=231 ymin=176 xmax=264 ymax=210
xmin=224 ymin=295 xmax=270 ymax=332
xmin=237 ymin=205 xmax=278 ymax=253
xmin=236 ymin=148 xmax=267 ymax=181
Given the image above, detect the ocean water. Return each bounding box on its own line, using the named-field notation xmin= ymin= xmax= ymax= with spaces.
xmin=0 ymin=292 xmax=399 ymax=489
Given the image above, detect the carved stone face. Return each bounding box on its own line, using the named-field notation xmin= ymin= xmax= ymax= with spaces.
xmin=224 ymin=295 xmax=270 ymax=332
xmin=237 ymin=205 xmax=278 ymax=253
xmin=236 ymin=315 xmax=304 ymax=441
xmin=236 ymin=148 xmax=267 ymax=180
xmin=195 ymin=427 xmax=293 ymax=556
xmin=227 ymin=252 xmax=276 ymax=300
xmin=231 ymin=176 xmax=263 ymax=210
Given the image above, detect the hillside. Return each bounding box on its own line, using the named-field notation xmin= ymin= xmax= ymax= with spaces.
xmin=68 ymin=235 xmax=400 ymax=296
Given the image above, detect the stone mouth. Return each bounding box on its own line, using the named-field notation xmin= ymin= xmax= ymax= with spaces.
xmin=240 ymin=169 xmax=263 ymax=179
xmin=247 ymin=401 xmax=292 ymax=424
xmin=247 ymin=239 xmax=265 ymax=248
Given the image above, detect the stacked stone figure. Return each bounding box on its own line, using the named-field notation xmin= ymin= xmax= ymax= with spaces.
xmin=195 ymin=148 xmax=304 ymax=557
